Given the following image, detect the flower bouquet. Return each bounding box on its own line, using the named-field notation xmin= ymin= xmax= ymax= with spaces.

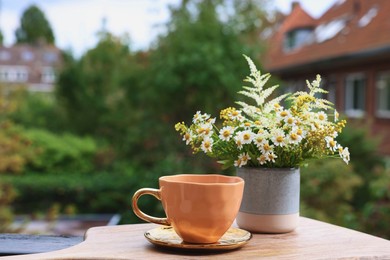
xmin=175 ymin=55 xmax=350 ymax=168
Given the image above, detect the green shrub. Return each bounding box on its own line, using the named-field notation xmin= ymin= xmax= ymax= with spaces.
xmin=301 ymin=159 xmax=362 ymax=229
xmin=0 ymin=182 xmax=16 ymax=232
xmin=8 ymin=91 xmax=66 ymax=132
xmin=3 ymin=165 xmax=165 ymax=224
xmin=23 ymin=129 xmax=97 ymax=173
xmin=361 ymin=167 xmax=390 ymax=239
xmin=0 ymin=121 xmax=38 ymax=173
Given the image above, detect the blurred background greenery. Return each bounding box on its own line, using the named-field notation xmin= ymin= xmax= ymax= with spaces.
xmin=0 ymin=0 xmax=389 ymax=239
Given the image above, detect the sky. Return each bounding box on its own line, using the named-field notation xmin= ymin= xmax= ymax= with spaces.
xmin=1 ymin=0 xmax=338 ymax=56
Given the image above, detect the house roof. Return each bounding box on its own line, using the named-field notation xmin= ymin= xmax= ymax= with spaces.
xmin=264 ymin=0 xmax=390 ymax=73
xmin=280 ymin=2 xmax=317 ymax=32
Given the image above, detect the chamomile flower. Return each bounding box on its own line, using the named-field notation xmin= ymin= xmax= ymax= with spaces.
xmin=219 ymin=126 xmax=235 ymax=141
xmin=292 ymin=126 xmax=306 ymax=138
xmin=257 ymin=154 xmax=267 ymax=165
xmin=334 ymin=110 xmax=339 ymax=122
xmin=271 ymin=129 xmax=287 ymax=147
xmin=284 ymin=115 xmax=296 ymax=126
xmin=243 ymin=122 xmax=252 ymax=129
xmin=253 ymin=133 xmax=266 ymax=148
xmin=193 ymin=111 xmax=210 ymax=124
xmin=277 ymin=109 xmax=290 ymax=120
xmin=234 ymin=153 xmax=251 ymax=167
xmin=182 ymin=130 xmax=193 ymax=145
xmin=340 ymin=147 xmax=350 ymax=164
xmin=273 ymin=103 xmax=283 ymax=112
xmin=235 ymin=137 xmax=243 ymax=150
xmin=267 ymin=152 xmax=278 ymax=163
xmin=317 ymin=111 xmax=327 ymax=121
xmin=287 ymin=130 xmax=302 ymax=145
xmin=259 ymin=140 xmax=274 ymax=154
xmin=229 ymin=110 xmax=244 ymax=122
xmin=201 ymin=138 xmax=213 ymax=153
xmin=236 ymin=130 xmax=254 ymax=145
xmin=325 ymin=136 xmax=339 ymax=152
xmin=193 ymin=111 xmax=202 ymax=123
xmin=197 ymin=123 xmax=213 ymax=137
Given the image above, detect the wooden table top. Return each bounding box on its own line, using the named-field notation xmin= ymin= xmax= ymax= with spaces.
xmin=3 ymin=217 xmax=390 ymax=259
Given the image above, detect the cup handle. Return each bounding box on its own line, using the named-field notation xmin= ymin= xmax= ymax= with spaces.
xmin=132 ymin=188 xmax=170 ymax=226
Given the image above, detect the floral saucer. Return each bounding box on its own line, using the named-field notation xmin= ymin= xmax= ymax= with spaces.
xmin=144 ymin=226 xmax=251 ymax=251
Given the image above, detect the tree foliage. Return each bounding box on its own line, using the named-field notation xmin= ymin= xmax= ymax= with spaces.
xmin=15 ymin=5 xmax=55 ymax=45
xmin=147 ymin=0 xmax=263 ymax=122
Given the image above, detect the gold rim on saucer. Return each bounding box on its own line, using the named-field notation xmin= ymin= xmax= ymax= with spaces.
xmin=144 ymin=226 xmax=252 ymax=251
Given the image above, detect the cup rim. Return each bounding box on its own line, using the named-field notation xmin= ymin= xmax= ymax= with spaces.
xmin=159 ymin=174 xmax=244 ymax=185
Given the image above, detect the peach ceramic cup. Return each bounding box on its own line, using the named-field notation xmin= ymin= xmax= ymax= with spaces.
xmin=132 ymin=174 xmax=244 ymax=244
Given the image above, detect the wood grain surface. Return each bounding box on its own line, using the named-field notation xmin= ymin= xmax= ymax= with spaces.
xmin=2 ymin=217 xmax=390 ymax=259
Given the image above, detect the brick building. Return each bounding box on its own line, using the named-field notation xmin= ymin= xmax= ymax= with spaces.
xmin=0 ymin=44 xmax=62 ymax=92
xmin=264 ymin=0 xmax=390 ymax=155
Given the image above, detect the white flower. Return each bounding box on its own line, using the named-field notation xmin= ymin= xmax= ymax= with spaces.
xmin=193 ymin=111 xmax=210 ymax=123
xmin=257 ymin=154 xmax=267 ymax=165
xmin=253 ymin=133 xmax=266 ymax=148
xmin=236 ymin=130 xmax=254 ymax=145
xmin=317 ymin=111 xmax=327 ymax=121
xmin=229 ymin=110 xmax=244 ymax=122
xmin=259 ymin=140 xmax=274 ymax=154
xmin=182 ymin=130 xmax=193 ymax=145
xmin=292 ymin=126 xmax=306 ymax=138
xmin=234 ymin=153 xmax=251 ymax=167
xmin=271 ymin=129 xmax=286 ymax=147
xmin=201 ymin=138 xmax=213 ymax=153
xmin=311 ymin=121 xmax=323 ymax=130
xmin=193 ymin=111 xmax=202 ymax=123
xmin=219 ymin=126 xmax=235 ymax=141
xmin=267 ymin=152 xmax=278 ymax=163
xmin=197 ymin=123 xmax=213 ymax=137
xmin=287 ymin=130 xmax=302 ymax=145
xmin=284 ymin=115 xmax=296 ymax=126
xmin=273 ymin=103 xmax=283 ymax=112
xmin=235 ymin=137 xmax=243 ymax=150
xmin=325 ymin=136 xmax=339 ymax=152
xmin=277 ymin=109 xmax=290 ymax=120
xmin=334 ymin=110 xmax=339 ymax=122
xmin=339 ymin=147 xmax=350 ymax=164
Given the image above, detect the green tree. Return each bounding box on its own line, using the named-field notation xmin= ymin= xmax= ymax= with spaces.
xmin=56 ymin=32 xmax=147 ymax=161
xmin=148 ymin=0 xmax=268 ymax=123
xmin=15 ymin=5 xmax=55 ymax=45
xmin=0 ymin=30 xmax=4 ymax=45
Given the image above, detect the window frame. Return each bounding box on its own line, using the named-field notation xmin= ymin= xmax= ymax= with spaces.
xmin=376 ymin=71 xmax=390 ymax=118
xmin=344 ymin=73 xmax=366 ymax=118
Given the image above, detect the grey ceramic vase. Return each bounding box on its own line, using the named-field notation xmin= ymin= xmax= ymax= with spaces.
xmin=236 ymin=167 xmax=300 ymax=233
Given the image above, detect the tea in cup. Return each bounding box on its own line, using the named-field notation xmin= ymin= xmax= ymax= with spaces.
xmin=132 ymin=174 xmax=244 ymax=244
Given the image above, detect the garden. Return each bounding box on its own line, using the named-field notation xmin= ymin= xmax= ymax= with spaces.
xmin=0 ymin=0 xmax=389 ymax=240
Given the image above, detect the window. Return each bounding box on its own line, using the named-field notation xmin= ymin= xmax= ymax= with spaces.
xmin=0 ymin=69 xmax=8 ymax=81
xmin=43 ymin=52 xmax=57 ymax=63
xmin=345 ymin=73 xmax=366 ymax=117
xmin=21 ymin=51 xmax=34 ymax=61
xmin=376 ymin=71 xmax=390 ymax=118
xmin=0 ymin=51 xmax=11 ymax=61
xmin=358 ymin=6 xmax=378 ymax=27
xmin=41 ymin=67 xmax=56 ymax=83
xmin=315 ymin=18 xmax=346 ymax=43
xmin=0 ymin=66 xmax=29 ymax=82
xmin=16 ymin=69 xmax=28 ymax=82
xmin=284 ymin=28 xmax=313 ymax=52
